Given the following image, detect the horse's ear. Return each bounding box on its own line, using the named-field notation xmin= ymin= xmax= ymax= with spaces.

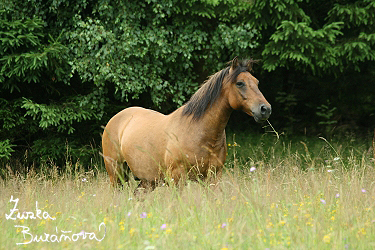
xmin=246 ymin=58 xmax=259 ymax=72
xmin=247 ymin=59 xmax=253 ymax=72
xmin=230 ymin=56 xmax=239 ymax=69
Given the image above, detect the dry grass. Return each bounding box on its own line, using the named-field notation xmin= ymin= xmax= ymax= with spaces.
xmin=1 ymin=136 xmax=375 ymax=249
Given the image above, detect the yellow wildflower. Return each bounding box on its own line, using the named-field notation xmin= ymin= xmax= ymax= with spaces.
xmin=357 ymin=228 xmax=366 ymax=237
xmin=257 ymin=229 xmax=264 ymax=237
xmin=266 ymin=221 xmax=274 ymax=228
xmin=323 ymin=234 xmax=330 ymax=244
xmin=279 ymin=220 xmax=286 ymax=226
xmin=129 ymin=228 xmax=136 ymax=236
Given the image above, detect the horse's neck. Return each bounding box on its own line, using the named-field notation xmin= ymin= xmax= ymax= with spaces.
xmin=194 ymin=94 xmax=232 ymax=143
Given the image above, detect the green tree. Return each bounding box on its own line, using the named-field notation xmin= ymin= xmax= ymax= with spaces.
xmin=0 ymin=0 xmax=259 ymax=164
xmin=1 ymin=0 xmax=375 ymax=166
xmin=247 ymin=0 xmax=375 ymax=132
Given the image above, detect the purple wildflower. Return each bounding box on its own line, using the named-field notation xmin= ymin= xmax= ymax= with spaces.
xmin=320 ymin=199 xmax=326 ymax=205
xmin=221 ymin=223 xmax=227 ymax=228
xmin=161 ymin=224 xmax=167 ymax=230
xmin=250 ymin=166 xmax=256 ymax=172
xmin=140 ymin=212 xmax=147 ymax=218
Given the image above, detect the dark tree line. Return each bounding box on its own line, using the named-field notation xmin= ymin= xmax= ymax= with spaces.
xmin=1 ymin=0 xmax=374 ymax=167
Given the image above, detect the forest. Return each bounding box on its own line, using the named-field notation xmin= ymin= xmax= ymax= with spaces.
xmin=1 ymin=0 xmax=375 ymax=168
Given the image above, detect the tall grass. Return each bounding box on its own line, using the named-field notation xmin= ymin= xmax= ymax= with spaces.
xmin=1 ymin=133 xmax=374 ymax=249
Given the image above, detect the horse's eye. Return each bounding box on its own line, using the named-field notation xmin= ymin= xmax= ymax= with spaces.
xmin=236 ymin=82 xmax=245 ymax=88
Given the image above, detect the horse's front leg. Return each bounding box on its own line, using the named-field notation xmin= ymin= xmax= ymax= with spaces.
xmin=207 ymin=165 xmax=223 ymax=192
xmin=133 ymin=180 xmax=157 ymax=197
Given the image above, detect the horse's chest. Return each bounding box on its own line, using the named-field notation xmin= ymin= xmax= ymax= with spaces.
xmin=163 ymin=130 xmax=226 ymax=180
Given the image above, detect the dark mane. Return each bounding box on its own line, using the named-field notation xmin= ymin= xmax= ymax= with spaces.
xmin=182 ymin=59 xmax=255 ymax=120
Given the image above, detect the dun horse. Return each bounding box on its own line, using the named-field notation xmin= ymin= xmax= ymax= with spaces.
xmin=102 ymin=57 xmax=271 ymax=194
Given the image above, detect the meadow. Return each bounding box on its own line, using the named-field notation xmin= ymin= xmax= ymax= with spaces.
xmin=1 ymin=132 xmax=375 ymax=249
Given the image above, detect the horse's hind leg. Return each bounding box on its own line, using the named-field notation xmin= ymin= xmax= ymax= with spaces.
xmin=102 ymin=155 xmax=123 ymax=186
xmin=103 ymin=150 xmax=130 ymax=187
xmin=114 ymin=161 xmax=131 ymax=187
xmin=102 ymin=125 xmax=131 ymax=187
xmin=106 ymin=160 xmax=135 ymax=188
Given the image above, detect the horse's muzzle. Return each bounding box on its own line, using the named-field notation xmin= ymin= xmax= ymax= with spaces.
xmin=253 ymin=104 xmax=272 ymax=122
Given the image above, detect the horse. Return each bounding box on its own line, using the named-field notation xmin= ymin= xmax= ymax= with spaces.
xmin=101 ymin=57 xmax=271 ymax=194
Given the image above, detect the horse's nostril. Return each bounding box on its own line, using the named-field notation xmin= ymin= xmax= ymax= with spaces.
xmin=260 ymin=104 xmax=271 ymax=116
xmin=260 ymin=104 xmax=267 ymax=114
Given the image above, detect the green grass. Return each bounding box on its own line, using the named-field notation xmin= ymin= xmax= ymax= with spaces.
xmin=1 ymin=133 xmax=375 ymax=249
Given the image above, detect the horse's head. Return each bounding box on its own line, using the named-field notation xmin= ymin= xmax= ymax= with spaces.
xmin=225 ymin=57 xmax=271 ymax=123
